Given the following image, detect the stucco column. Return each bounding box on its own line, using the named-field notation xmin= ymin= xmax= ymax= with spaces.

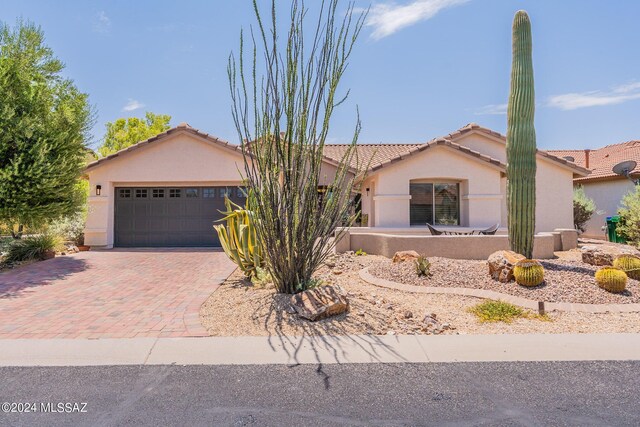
xmin=373 ymin=194 xmax=411 ymax=227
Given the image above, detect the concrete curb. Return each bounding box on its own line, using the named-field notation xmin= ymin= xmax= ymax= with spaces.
xmin=359 ymin=267 xmax=640 ymax=313
xmin=1 ymin=334 xmax=640 ymax=366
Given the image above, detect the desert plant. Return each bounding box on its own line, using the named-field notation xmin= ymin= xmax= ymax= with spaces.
xmin=228 ymin=0 xmax=366 ymax=293
xmin=513 ymin=259 xmax=544 ymax=287
xmin=617 ymin=187 xmax=640 ymax=246
xmin=3 ymin=233 xmax=63 ymax=263
xmin=573 ymin=186 xmax=597 ymax=233
xmin=415 ymin=256 xmax=431 ymax=277
xmin=613 ymin=254 xmax=640 ymax=280
xmin=506 ymin=10 xmax=537 ymax=259
xmin=468 ymin=300 xmax=525 ymax=323
xmin=355 ymin=249 xmax=367 ymax=256
xmin=594 ymin=267 xmax=627 ymax=293
xmin=214 ymin=196 xmax=265 ymax=279
xmin=48 ymin=210 xmax=86 ymax=245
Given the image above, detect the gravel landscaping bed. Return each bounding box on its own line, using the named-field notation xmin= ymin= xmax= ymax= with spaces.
xmin=199 ymin=253 xmax=640 ymax=337
xmin=368 ymin=256 xmax=640 ymax=304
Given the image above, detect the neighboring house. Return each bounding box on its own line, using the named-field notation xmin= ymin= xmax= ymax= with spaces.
xmin=83 ymin=122 xmax=588 ymax=248
xmin=549 ymin=140 xmax=640 ymax=240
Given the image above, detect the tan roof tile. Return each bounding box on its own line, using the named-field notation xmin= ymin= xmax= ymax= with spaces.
xmin=549 ymin=141 xmax=640 ymax=182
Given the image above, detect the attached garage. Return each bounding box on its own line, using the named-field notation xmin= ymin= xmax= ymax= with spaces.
xmin=114 ymin=186 xmax=246 ymax=247
xmin=83 ymin=123 xmax=250 ymax=248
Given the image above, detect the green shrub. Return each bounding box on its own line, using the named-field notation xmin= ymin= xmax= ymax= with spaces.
xmin=4 ymin=234 xmax=63 ymax=263
xmin=355 ymin=248 xmax=367 ymax=256
xmin=468 ymin=300 xmax=525 ymax=323
xmin=48 ymin=211 xmax=86 ymax=245
xmin=573 ymin=186 xmax=597 ymax=233
xmin=415 ymin=256 xmax=431 ymax=277
xmin=618 ymin=187 xmax=640 ymax=245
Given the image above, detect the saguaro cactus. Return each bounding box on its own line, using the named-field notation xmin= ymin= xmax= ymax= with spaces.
xmin=506 ymin=10 xmax=537 ymax=259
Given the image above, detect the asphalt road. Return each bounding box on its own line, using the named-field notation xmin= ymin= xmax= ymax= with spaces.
xmin=1 ymin=362 xmax=638 ymax=426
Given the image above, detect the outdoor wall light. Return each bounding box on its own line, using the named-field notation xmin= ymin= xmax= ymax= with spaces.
xmin=96 ymin=185 xmax=102 ymax=196
xmin=366 ymin=187 xmax=370 ymax=196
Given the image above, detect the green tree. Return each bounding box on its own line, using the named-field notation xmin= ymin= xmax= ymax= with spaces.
xmin=98 ymin=112 xmax=171 ymax=157
xmin=573 ymin=186 xmax=597 ymax=233
xmin=0 ymin=20 xmax=93 ymax=238
xmin=617 ymin=187 xmax=640 ymax=245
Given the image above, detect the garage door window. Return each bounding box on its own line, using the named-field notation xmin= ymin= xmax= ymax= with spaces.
xmin=203 ymin=188 xmax=215 ymax=198
xmin=135 ymin=189 xmax=148 ymax=198
xmin=119 ymin=189 xmax=131 ymax=198
xmin=152 ymin=189 xmax=165 ymax=198
xmin=169 ymin=189 xmax=181 ymax=198
xmin=220 ymin=188 xmax=232 ymax=198
xmin=237 ymin=187 xmax=247 ymax=198
xmin=186 ymin=188 xmax=198 ymax=198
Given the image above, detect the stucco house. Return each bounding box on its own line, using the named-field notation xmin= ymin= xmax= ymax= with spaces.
xmin=83 ymin=122 xmax=589 ymax=248
xmin=550 ymin=140 xmax=640 ymax=239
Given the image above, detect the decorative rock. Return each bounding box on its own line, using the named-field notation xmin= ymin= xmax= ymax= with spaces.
xmin=403 ymin=311 xmax=413 ymax=319
xmin=290 ymin=286 xmax=349 ymax=321
xmin=488 ymin=250 xmax=526 ymax=283
xmin=581 ymin=244 xmax=640 ymax=266
xmin=392 ymin=250 xmax=421 ymax=263
xmin=332 ymin=269 xmax=343 ymax=275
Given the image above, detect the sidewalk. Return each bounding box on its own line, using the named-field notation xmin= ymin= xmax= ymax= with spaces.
xmin=1 ymin=333 xmax=639 ymax=366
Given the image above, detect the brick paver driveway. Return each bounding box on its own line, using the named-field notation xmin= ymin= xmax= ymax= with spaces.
xmin=0 ymin=249 xmax=235 ymax=339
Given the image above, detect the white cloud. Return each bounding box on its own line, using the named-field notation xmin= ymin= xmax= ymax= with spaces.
xmin=548 ymin=82 xmax=640 ymax=110
xmin=122 ymin=99 xmax=145 ymax=112
xmin=365 ymin=0 xmax=470 ymax=40
xmin=93 ymin=11 xmax=111 ymax=33
xmin=475 ymin=103 xmax=508 ymax=115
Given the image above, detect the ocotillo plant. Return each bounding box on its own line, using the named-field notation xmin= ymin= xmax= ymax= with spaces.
xmin=506 ymin=10 xmax=537 ymax=259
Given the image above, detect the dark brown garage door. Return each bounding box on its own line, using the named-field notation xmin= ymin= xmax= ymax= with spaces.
xmin=114 ymin=186 xmax=246 ymax=247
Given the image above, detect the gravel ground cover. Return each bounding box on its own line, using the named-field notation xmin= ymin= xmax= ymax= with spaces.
xmin=368 ymin=256 xmax=640 ymax=304
xmin=199 ymin=253 xmax=640 ymax=336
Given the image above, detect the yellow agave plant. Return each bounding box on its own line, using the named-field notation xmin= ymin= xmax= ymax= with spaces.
xmin=213 ymin=196 xmax=264 ymax=279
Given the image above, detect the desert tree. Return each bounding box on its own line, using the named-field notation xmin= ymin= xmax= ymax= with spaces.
xmin=228 ymin=0 xmax=367 ymax=293
xmin=0 ymin=20 xmax=93 ymax=238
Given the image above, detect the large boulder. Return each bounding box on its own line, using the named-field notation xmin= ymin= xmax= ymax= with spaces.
xmin=392 ymin=250 xmax=421 ymax=263
xmin=290 ymin=286 xmax=349 ymax=321
xmin=488 ymin=250 xmax=525 ymax=283
xmin=581 ymin=244 xmax=640 ymax=266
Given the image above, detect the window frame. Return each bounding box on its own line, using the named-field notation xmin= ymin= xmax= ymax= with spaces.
xmin=409 ymin=181 xmax=460 ymax=226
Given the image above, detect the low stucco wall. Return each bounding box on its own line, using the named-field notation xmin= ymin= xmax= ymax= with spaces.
xmin=335 ymin=231 xmax=562 ymax=260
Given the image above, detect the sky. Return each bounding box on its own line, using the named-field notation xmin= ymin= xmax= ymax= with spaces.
xmin=2 ymin=0 xmax=639 ymax=151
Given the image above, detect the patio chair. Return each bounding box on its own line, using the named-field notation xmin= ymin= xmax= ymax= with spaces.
xmin=476 ymin=223 xmax=499 ymax=235
xmin=426 ymin=223 xmax=444 ymax=236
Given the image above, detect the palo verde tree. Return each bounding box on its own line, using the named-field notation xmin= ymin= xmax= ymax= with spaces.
xmin=506 ymin=10 xmax=537 ymax=259
xmin=98 ymin=112 xmax=171 ymax=157
xmin=0 ymin=20 xmax=93 ymax=238
xmin=228 ymin=0 xmax=366 ymax=294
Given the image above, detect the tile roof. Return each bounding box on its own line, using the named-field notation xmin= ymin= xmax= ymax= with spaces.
xmin=325 ymin=123 xmax=589 ymax=176
xmin=85 ymin=122 xmax=590 ymax=178
xmin=548 ymin=141 xmax=640 ymax=182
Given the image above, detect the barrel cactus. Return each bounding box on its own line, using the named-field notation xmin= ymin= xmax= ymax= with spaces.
xmin=513 ymin=259 xmax=544 ymax=287
xmin=506 ymin=10 xmax=537 ymax=259
xmin=594 ymin=267 xmax=627 ymax=293
xmin=613 ymin=254 xmax=640 ymax=280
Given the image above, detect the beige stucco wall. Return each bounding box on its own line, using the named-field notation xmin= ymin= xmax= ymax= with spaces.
xmin=579 ymin=179 xmax=635 ymax=239
xmin=84 ymin=131 xmax=246 ymax=247
xmin=455 ymin=131 xmax=575 ymax=232
xmin=335 ymin=231 xmax=557 ymax=259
